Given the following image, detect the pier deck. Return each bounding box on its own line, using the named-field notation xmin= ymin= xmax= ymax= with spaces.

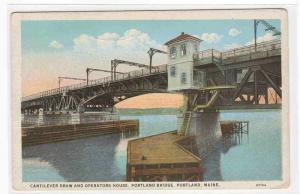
xmin=127 ymin=131 xmax=203 ymax=181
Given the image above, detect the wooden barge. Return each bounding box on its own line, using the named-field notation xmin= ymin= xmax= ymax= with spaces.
xmin=22 ymin=120 xmax=139 ymax=146
xmin=127 ymin=131 xmax=203 ymax=182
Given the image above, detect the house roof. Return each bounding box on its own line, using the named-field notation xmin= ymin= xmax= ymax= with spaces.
xmin=164 ymin=32 xmax=202 ymax=46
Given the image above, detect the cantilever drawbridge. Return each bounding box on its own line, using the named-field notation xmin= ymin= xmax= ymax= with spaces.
xmin=22 ymin=39 xmax=282 ymax=114
xmin=22 ymin=20 xmax=282 ymax=120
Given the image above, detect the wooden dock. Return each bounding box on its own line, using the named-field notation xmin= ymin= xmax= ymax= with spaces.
xmin=220 ymin=120 xmax=249 ymax=137
xmin=22 ymin=120 xmax=139 ymax=146
xmin=127 ymin=131 xmax=203 ymax=181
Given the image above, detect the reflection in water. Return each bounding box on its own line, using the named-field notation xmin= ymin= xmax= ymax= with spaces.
xmin=188 ymin=111 xmax=281 ymax=181
xmin=23 ymin=158 xmax=65 ymax=182
xmin=23 ymin=133 xmax=133 ymax=181
xmin=113 ymin=133 xmax=138 ymax=175
xmin=202 ymin=136 xmax=244 ymax=181
xmin=23 ymin=115 xmax=176 ymax=182
xmin=187 ymin=112 xmax=248 ymax=181
xmin=23 ymin=112 xmax=281 ymax=182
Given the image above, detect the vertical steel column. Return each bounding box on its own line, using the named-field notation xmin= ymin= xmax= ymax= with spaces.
xmin=254 ymin=20 xmax=258 ymax=52
xmin=86 ymin=68 xmax=89 ymax=86
xmin=254 ymin=70 xmax=258 ymax=104
xmin=148 ymin=49 xmax=153 ymax=74
xmin=265 ymin=87 xmax=269 ymax=104
xmin=58 ymin=78 xmax=61 ymax=90
xmin=148 ymin=48 xmax=167 ymax=74
xmin=111 ymin=60 xmax=114 ymax=81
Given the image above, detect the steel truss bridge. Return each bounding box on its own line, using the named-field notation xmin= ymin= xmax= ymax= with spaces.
xmin=22 ymin=39 xmax=282 ymax=114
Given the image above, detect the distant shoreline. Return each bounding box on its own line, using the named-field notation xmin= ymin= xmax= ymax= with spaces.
xmin=116 ymin=107 xmax=281 ymax=115
xmin=116 ymin=108 xmax=182 ymax=115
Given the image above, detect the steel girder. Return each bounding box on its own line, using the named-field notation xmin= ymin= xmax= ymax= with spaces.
xmin=22 ymin=74 xmax=168 ymax=113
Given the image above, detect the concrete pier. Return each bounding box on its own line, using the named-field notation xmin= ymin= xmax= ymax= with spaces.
xmin=177 ymin=112 xmax=221 ymax=158
xmin=70 ymin=112 xmax=80 ymax=124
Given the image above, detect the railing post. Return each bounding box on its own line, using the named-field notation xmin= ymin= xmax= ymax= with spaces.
xmin=233 ymin=49 xmax=236 ymax=63
xmin=212 ymin=49 xmax=214 ymax=63
xmin=220 ymin=52 xmax=223 ymax=64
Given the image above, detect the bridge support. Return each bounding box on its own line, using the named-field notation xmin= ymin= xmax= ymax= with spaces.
xmin=231 ymin=66 xmax=282 ymax=106
xmin=71 ymin=112 xmax=80 ymax=124
xmin=37 ymin=108 xmax=44 ymax=126
xmin=191 ymin=112 xmax=221 ymax=158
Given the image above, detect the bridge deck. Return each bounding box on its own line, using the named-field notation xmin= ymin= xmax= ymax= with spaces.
xmin=22 ymin=64 xmax=168 ymax=102
xmin=193 ymin=39 xmax=281 ymax=66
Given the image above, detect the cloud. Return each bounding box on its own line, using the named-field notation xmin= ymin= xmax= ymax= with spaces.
xmin=192 ymin=34 xmax=200 ymax=39
xmin=23 ymin=29 xmax=169 ymax=95
xmin=73 ymin=34 xmax=95 ymax=46
xmin=72 ymin=29 xmax=167 ymax=72
xmin=228 ymin=28 xmax=241 ymax=37
xmin=97 ymin=32 xmax=120 ymax=48
xmin=48 ymin=40 xmax=63 ymax=49
xmin=200 ymin=33 xmax=223 ymax=43
xmin=223 ymin=43 xmax=241 ymax=50
xmin=245 ymin=32 xmax=277 ymax=46
xmin=73 ymin=29 xmax=164 ymax=51
xmin=116 ymin=29 xmax=159 ymax=49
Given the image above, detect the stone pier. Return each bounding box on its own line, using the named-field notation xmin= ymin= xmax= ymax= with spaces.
xmin=177 ymin=111 xmax=221 ymax=158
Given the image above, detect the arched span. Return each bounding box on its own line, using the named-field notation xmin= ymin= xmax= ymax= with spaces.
xmin=79 ymin=89 xmax=170 ymax=112
xmin=113 ymin=92 xmax=184 ymax=109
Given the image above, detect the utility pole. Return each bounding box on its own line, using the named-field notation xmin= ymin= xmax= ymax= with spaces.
xmin=86 ymin=67 xmax=126 ymax=85
xmin=111 ymin=59 xmax=150 ymax=81
xmin=254 ymin=20 xmax=257 ymax=52
xmin=147 ymin=48 xmax=167 ymax=74
xmin=254 ymin=19 xmax=281 ymax=52
xmin=58 ymin=76 xmax=86 ymax=89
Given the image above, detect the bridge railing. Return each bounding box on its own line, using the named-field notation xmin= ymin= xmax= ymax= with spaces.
xmin=86 ymin=64 xmax=167 ymax=87
xmin=22 ymin=64 xmax=168 ymax=102
xmin=193 ymin=39 xmax=281 ymax=66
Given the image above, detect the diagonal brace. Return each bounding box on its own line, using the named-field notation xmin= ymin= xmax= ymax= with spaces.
xmin=259 ymin=68 xmax=282 ymax=98
xmin=232 ymin=68 xmax=253 ymax=102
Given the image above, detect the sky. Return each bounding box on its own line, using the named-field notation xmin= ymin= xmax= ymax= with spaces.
xmin=21 ymin=19 xmax=280 ymax=96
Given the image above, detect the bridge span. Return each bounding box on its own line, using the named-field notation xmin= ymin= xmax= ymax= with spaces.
xmin=21 ymin=36 xmax=282 ymax=114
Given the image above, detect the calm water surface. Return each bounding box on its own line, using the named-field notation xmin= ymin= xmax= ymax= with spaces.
xmin=22 ymin=110 xmax=281 ymax=182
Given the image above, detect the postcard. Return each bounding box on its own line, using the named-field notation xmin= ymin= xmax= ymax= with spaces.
xmin=11 ymin=9 xmax=289 ymax=191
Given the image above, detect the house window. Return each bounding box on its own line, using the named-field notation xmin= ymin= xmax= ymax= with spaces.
xmin=180 ymin=44 xmax=187 ymax=56
xmin=194 ymin=44 xmax=198 ymax=52
xmin=170 ymin=47 xmax=177 ymax=59
xmin=181 ymin=72 xmax=187 ymax=84
xmin=170 ymin=66 xmax=176 ymax=77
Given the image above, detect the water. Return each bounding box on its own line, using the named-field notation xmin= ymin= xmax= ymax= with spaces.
xmin=22 ymin=110 xmax=281 ymax=182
